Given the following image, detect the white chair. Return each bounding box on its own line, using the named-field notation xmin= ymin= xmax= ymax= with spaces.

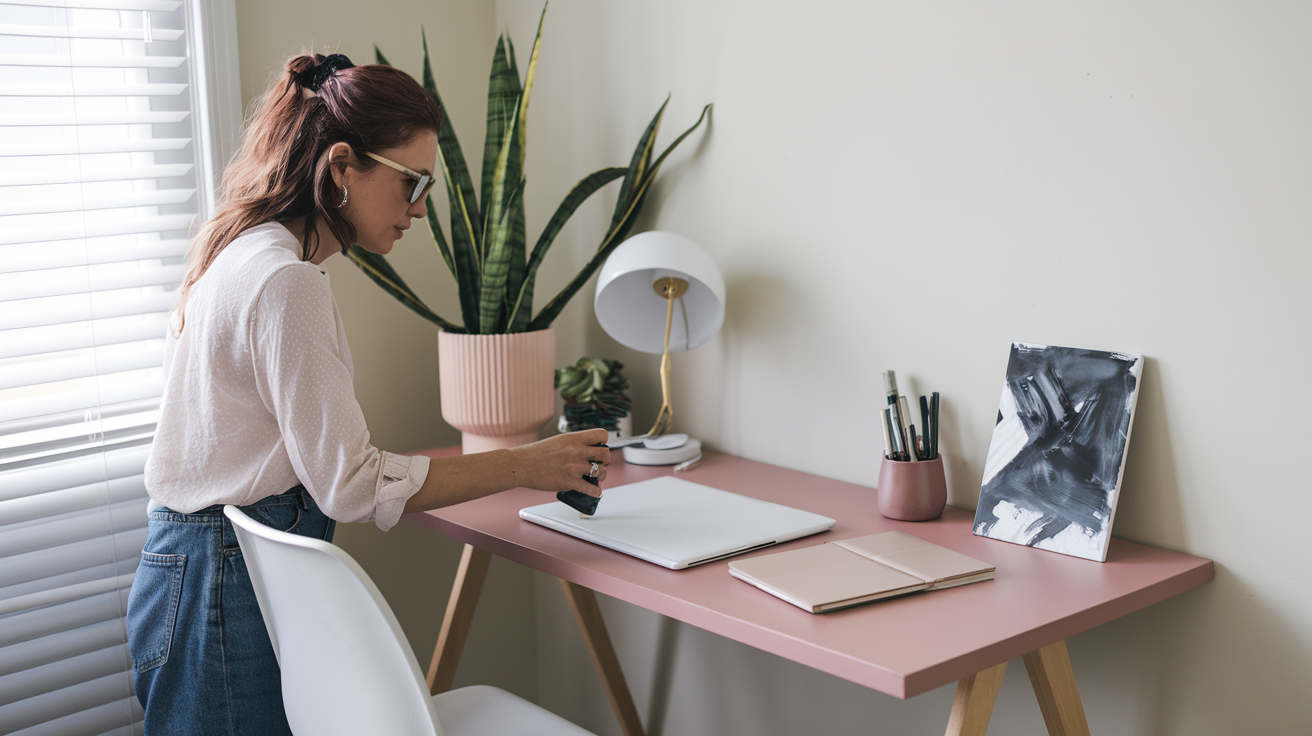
xmin=224 ymin=505 xmax=596 ymax=736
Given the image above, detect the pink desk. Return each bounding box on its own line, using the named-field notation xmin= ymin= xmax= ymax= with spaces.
xmin=407 ymin=448 xmax=1212 ymax=736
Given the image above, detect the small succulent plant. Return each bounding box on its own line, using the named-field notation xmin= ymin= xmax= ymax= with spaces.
xmin=555 ymin=358 xmax=630 ymax=432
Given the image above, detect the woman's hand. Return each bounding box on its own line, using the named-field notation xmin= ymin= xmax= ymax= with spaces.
xmin=404 ymin=429 xmax=611 ymax=514
xmin=506 ymin=429 xmax=611 ymax=497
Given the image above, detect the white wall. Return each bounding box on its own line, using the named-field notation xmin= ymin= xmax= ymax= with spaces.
xmin=491 ymin=1 xmax=1312 ymax=734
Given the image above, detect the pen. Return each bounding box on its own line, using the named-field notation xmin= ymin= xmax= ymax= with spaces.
xmin=930 ymin=392 xmax=939 ymax=460
xmin=886 ymin=407 xmax=903 ymax=460
xmin=893 ymin=408 xmax=909 ymax=461
xmin=915 ymin=395 xmax=930 ymax=461
xmin=889 ymin=399 xmax=907 ymax=460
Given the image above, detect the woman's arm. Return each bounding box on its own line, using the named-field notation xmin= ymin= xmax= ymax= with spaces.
xmin=403 ymin=429 xmax=611 ymax=514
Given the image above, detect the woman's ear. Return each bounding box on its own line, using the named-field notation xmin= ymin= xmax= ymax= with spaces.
xmin=327 ymin=142 xmax=355 ymax=187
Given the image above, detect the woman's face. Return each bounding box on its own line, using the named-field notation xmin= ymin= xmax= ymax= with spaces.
xmin=341 ymin=130 xmax=438 ymax=256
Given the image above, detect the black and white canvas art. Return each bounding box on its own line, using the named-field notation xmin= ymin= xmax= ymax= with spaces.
xmin=973 ymin=343 xmax=1144 ymax=562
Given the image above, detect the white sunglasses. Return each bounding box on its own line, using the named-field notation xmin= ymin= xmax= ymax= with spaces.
xmin=365 ymin=151 xmax=435 ymax=204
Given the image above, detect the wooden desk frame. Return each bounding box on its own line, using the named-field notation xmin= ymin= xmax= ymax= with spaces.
xmin=425 ymin=543 xmax=1090 ymax=736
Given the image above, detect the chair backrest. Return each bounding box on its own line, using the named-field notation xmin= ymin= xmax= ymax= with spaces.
xmin=224 ymin=505 xmax=444 ymax=736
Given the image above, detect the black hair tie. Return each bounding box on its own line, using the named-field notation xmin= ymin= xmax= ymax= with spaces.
xmin=295 ymin=53 xmax=355 ymax=92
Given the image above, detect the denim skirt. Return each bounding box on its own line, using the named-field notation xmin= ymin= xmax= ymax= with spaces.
xmin=126 ymin=487 xmax=335 ymax=736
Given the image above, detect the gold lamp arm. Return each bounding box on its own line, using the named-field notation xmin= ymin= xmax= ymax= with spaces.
xmin=646 ymin=277 xmax=688 ymax=437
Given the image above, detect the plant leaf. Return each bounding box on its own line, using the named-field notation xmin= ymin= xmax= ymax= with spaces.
xmin=479 ymin=36 xmax=529 ymax=327
xmin=507 ymin=246 xmax=535 ymax=332
xmin=504 ymin=197 xmax=529 ymax=332
xmin=422 ymin=27 xmax=482 ymax=331
xmin=479 ymin=177 xmax=526 ymax=333
xmin=423 ymin=191 xmax=456 ymax=280
xmin=508 ymin=166 xmax=626 ymax=329
xmin=528 ymin=103 xmax=710 ymax=331
xmin=480 ymin=36 xmax=523 ymax=259
xmin=516 ymin=4 xmax=546 ymax=174
xmin=478 ymin=73 xmax=524 ymax=333
xmin=344 ymin=246 xmax=464 ymax=332
xmin=434 ymin=142 xmax=483 ymax=331
xmin=610 ymin=96 xmax=667 ymax=228
xmin=502 ymin=6 xmax=545 ymax=332
xmin=374 ymin=45 xmax=391 ymax=66
xmin=609 ymin=102 xmax=712 ymax=246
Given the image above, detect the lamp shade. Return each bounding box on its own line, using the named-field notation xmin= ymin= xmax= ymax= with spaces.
xmin=594 ymin=231 xmax=725 ymax=355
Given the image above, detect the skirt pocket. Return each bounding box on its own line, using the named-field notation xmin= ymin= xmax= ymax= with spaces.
xmin=126 ymin=552 xmax=186 ymax=673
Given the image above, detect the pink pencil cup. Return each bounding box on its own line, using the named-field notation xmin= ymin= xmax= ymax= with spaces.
xmin=877 ymin=456 xmax=947 ymax=521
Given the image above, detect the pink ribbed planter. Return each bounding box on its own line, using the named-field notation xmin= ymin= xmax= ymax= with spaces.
xmin=438 ymin=328 xmax=556 ymax=454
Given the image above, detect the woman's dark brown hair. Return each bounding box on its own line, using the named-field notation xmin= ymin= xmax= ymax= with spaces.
xmin=175 ymin=52 xmax=442 ymax=330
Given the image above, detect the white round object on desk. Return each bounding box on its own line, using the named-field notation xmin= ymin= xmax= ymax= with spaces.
xmin=642 ymin=433 xmax=688 ymax=450
xmin=623 ymin=438 xmax=702 ymax=466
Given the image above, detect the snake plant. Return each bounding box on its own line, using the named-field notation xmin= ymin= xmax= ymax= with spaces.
xmin=347 ymin=5 xmax=710 ymax=334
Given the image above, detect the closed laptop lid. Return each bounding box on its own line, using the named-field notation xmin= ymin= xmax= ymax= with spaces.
xmin=519 ymin=476 xmax=836 ymax=570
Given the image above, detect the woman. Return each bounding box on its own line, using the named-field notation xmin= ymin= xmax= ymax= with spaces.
xmin=127 ymin=53 xmax=609 ymax=735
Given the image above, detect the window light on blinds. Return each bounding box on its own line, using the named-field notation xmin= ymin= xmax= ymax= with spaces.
xmin=0 ymin=1 xmax=218 ymax=733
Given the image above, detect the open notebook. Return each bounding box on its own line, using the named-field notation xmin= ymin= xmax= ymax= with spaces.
xmin=728 ymin=531 xmax=995 ymax=613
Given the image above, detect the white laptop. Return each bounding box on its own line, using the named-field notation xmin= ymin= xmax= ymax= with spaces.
xmin=519 ymin=476 xmax=836 ymax=570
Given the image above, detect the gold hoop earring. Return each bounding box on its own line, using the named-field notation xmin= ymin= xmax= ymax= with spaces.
xmin=337 ymin=187 xmax=348 ymax=208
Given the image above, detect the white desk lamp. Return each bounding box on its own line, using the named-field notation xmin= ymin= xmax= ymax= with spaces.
xmin=595 ymin=231 xmax=725 ymax=465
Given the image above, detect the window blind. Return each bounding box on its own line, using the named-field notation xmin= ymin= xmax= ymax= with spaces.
xmin=0 ymin=1 xmax=227 ymax=733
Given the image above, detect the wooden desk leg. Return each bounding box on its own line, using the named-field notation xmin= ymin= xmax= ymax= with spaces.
xmin=1023 ymin=640 xmax=1091 ymax=736
xmin=559 ymin=579 xmax=647 ymax=736
xmin=426 ymin=544 xmax=492 ymax=695
xmin=944 ymin=660 xmax=1008 ymax=736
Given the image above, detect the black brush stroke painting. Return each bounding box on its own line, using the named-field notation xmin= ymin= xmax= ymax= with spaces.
xmin=973 ymin=343 xmax=1143 ymax=562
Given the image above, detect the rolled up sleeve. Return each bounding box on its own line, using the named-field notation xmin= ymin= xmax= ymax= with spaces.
xmin=375 ymin=452 xmax=429 ymax=531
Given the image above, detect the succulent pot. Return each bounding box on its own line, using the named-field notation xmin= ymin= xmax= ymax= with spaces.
xmin=558 ymin=411 xmax=633 ymax=442
xmin=438 ymin=328 xmax=556 ymax=454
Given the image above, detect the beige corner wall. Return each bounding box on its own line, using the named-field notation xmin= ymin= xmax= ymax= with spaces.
xmin=491 ymin=1 xmax=1312 ymax=734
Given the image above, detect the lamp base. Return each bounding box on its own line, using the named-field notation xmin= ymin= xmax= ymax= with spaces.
xmin=622 ymin=438 xmax=702 ymax=466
